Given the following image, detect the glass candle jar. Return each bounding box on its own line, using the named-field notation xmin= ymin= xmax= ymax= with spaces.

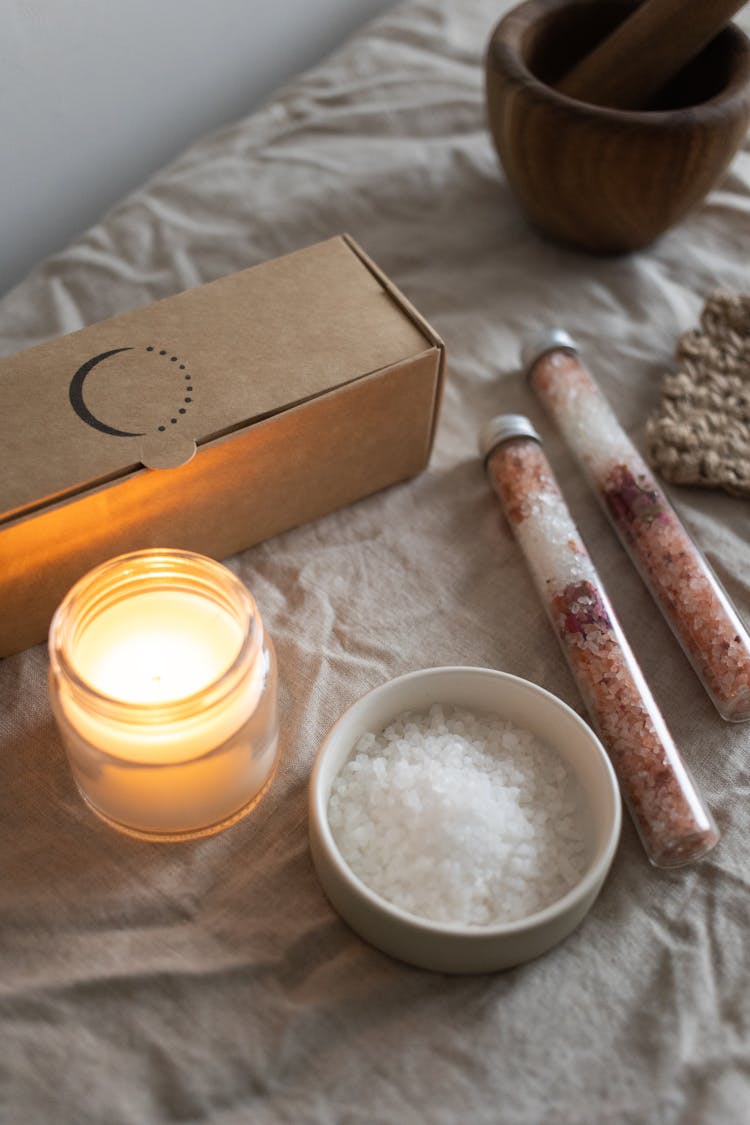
xmin=48 ymin=549 xmax=279 ymax=841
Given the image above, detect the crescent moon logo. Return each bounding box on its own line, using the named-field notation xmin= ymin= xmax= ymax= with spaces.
xmin=69 ymin=347 xmax=145 ymax=437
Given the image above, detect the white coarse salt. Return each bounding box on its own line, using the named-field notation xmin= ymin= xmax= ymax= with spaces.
xmin=327 ymin=705 xmax=588 ymax=927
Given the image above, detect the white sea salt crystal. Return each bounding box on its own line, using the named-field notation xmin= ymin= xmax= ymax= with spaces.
xmin=327 ymin=706 xmax=589 ymax=927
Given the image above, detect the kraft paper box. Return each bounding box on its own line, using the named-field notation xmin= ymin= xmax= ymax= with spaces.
xmin=0 ymin=235 xmax=445 ymax=656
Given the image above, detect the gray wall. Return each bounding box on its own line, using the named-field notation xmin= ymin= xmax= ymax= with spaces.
xmin=2 ymin=0 xmax=394 ymax=297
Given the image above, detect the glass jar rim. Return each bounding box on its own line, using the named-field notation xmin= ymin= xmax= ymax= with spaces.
xmin=48 ymin=548 xmax=261 ymax=725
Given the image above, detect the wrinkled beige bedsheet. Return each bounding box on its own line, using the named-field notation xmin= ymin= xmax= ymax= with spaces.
xmin=2 ymin=2 xmax=749 ymax=1121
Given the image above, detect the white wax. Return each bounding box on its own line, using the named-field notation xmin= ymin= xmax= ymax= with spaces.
xmin=74 ymin=590 xmax=242 ymax=704
xmin=60 ymin=589 xmax=262 ymax=765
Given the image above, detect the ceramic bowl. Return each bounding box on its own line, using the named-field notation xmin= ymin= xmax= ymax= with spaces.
xmin=308 ymin=666 xmax=621 ymax=973
xmin=485 ymin=0 xmax=750 ymax=252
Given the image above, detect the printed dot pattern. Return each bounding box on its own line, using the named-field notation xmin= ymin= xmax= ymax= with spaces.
xmin=145 ymin=345 xmax=196 ymax=432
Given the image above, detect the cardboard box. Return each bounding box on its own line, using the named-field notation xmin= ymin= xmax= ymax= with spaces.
xmin=0 ymin=236 xmax=444 ymax=656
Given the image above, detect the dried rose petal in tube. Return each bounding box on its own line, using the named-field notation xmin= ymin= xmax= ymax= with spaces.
xmin=527 ymin=339 xmax=750 ymax=722
xmin=481 ymin=419 xmax=718 ymax=868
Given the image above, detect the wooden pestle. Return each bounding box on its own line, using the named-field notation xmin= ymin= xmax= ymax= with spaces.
xmin=557 ymin=0 xmax=748 ymax=109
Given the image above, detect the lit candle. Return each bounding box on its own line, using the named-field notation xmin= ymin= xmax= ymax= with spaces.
xmin=48 ymin=550 xmax=279 ymax=840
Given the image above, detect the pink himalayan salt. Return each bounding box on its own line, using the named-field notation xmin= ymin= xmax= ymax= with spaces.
xmin=486 ymin=433 xmax=718 ymax=868
xmin=530 ymin=347 xmax=750 ymax=722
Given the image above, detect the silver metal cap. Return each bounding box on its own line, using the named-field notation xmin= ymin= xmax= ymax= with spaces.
xmin=479 ymin=414 xmax=541 ymax=462
xmin=521 ymin=328 xmax=578 ymax=378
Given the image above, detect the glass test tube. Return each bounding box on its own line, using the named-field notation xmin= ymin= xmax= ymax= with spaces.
xmin=481 ymin=414 xmax=719 ymax=868
xmin=525 ymin=329 xmax=750 ymax=722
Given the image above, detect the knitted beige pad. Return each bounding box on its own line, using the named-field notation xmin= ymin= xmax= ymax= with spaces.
xmin=645 ymin=291 xmax=750 ymax=498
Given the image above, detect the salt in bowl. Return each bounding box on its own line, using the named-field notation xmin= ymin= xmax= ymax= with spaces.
xmin=308 ymin=666 xmax=621 ymax=973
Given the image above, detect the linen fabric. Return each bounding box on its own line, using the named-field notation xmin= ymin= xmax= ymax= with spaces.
xmin=1 ymin=2 xmax=749 ymax=1121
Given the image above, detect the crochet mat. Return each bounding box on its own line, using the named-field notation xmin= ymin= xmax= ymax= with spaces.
xmin=645 ymin=291 xmax=750 ymax=498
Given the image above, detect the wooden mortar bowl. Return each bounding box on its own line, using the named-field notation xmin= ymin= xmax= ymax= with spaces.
xmin=486 ymin=0 xmax=750 ymax=252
